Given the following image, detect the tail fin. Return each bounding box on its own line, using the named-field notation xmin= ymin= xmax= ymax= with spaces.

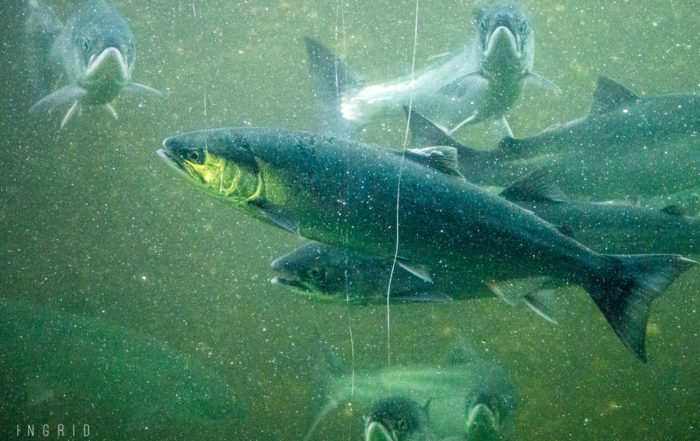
xmin=25 ymin=0 xmax=62 ymax=100
xmin=304 ymin=37 xmax=364 ymax=138
xmin=585 ymin=254 xmax=695 ymax=362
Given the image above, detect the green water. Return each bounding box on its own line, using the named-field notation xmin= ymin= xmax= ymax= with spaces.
xmin=1 ymin=0 xmax=698 ymax=440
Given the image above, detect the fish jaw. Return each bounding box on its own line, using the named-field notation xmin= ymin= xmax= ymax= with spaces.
xmin=270 ymin=276 xmax=346 ymax=304
xmin=270 ymin=275 xmax=312 ymax=294
xmin=485 ymin=26 xmax=520 ymax=59
xmin=157 ymin=146 xmax=207 ymax=188
xmin=81 ymin=47 xmax=130 ymax=104
xmin=465 ymin=402 xmax=500 ymax=441
xmin=482 ymin=26 xmax=522 ymax=77
xmin=269 ymin=254 xmax=315 ymax=294
xmin=364 ymin=420 xmax=397 ymax=441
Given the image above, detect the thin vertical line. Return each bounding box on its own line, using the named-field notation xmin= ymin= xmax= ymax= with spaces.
xmin=386 ymin=0 xmax=419 ymax=367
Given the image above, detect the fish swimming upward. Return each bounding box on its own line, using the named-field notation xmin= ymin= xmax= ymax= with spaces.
xmin=363 ymin=396 xmax=437 ymax=441
xmin=305 ymin=3 xmax=558 ymax=138
xmin=158 ymin=127 xmax=695 ymax=362
xmin=305 ymin=339 xmax=516 ymax=441
xmin=25 ymin=0 xmax=160 ymax=129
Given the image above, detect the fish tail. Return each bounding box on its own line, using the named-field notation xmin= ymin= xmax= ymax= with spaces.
xmin=584 ymin=254 xmax=695 ymax=362
xmin=304 ymin=37 xmax=364 ymax=137
xmin=25 ymin=0 xmax=62 ymax=99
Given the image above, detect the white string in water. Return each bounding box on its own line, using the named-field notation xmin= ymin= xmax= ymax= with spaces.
xmin=203 ymin=92 xmax=208 ymax=151
xmin=386 ymin=0 xmax=420 ymax=368
xmin=335 ymin=0 xmax=355 ymax=399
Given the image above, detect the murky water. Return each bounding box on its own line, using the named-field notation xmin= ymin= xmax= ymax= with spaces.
xmin=1 ymin=1 xmax=698 ymax=440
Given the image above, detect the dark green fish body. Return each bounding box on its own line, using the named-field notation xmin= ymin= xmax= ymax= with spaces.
xmin=271 ymin=241 xmax=459 ymax=305
xmin=26 ymin=0 xmax=160 ymax=128
xmin=496 ymin=76 xmax=700 ymax=198
xmin=270 ymin=241 xmax=555 ymax=322
xmin=159 ymin=127 xmax=695 ymax=361
xmin=532 ymin=200 xmax=700 ymax=255
xmin=162 ymin=129 xmax=629 ymax=279
xmin=499 ymin=172 xmax=700 ymax=255
xmin=0 ymin=299 xmax=245 ymax=438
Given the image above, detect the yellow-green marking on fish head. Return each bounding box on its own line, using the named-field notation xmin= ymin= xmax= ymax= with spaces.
xmin=159 ymin=131 xmax=263 ymax=204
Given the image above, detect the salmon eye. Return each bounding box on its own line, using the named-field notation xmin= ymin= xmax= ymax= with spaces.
xmin=186 ymin=150 xmax=200 ymax=162
xmin=309 ymin=267 xmax=322 ymax=279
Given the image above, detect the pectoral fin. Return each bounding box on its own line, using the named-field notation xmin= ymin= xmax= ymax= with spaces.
xmin=524 ymin=72 xmax=562 ymax=94
xmin=523 ymin=290 xmax=557 ymax=324
xmin=30 ymin=85 xmax=86 ymax=114
xmin=437 ymin=71 xmax=488 ymax=100
xmin=249 ymin=200 xmax=300 ymax=234
xmin=124 ymin=82 xmax=163 ymax=96
xmin=495 ymin=116 xmax=513 ymax=138
xmin=60 ymin=100 xmax=80 ymax=129
xmin=485 ymin=277 xmax=549 ymax=306
xmin=396 ymin=259 xmax=433 ymax=283
xmin=104 ymin=103 xmax=118 ymax=120
xmin=447 ymin=111 xmax=479 ymax=135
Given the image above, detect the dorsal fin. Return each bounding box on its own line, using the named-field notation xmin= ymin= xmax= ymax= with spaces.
xmin=398 ymin=146 xmax=464 ymax=178
xmin=661 ymin=204 xmax=687 ymax=217
xmin=422 ymin=398 xmax=433 ymax=414
xmin=447 ymin=336 xmax=479 ymax=366
xmin=660 ymin=195 xmax=700 ymax=217
xmin=305 ymin=37 xmax=364 ymax=137
xmin=591 ymin=75 xmax=638 ymax=114
xmin=555 ymin=224 xmax=575 ymax=238
xmin=403 ymin=106 xmax=479 ymax=158
xmin=499 ymin=169 xmax=568 ymax=203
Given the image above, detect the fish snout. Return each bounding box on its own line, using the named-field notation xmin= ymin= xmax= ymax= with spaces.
xmin=485 ymin=25 xmax=520 ymax=58
xmin=86 ymin=47 xmax=130 ymax=80
xmin=270 ymin=256 xmax=284 ymax=271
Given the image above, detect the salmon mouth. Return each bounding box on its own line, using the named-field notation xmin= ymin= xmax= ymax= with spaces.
xmin=364 ymin=421 xmax=397 ymax=441
xmin=485 ymin=25 xmax=520 ymax=58
xmin=270 ymin=276 xmax=311 ymax=293
xmin=466 ymin=401 xmax=500 ymax=434
xmin=157 ymin=145 xmax=205 ymax=185
xmin=86 ymin=47 xmax=129 ymax=80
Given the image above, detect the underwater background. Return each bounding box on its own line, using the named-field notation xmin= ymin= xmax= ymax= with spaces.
xmin=1 ymin=0 xmax=698 ymax=440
